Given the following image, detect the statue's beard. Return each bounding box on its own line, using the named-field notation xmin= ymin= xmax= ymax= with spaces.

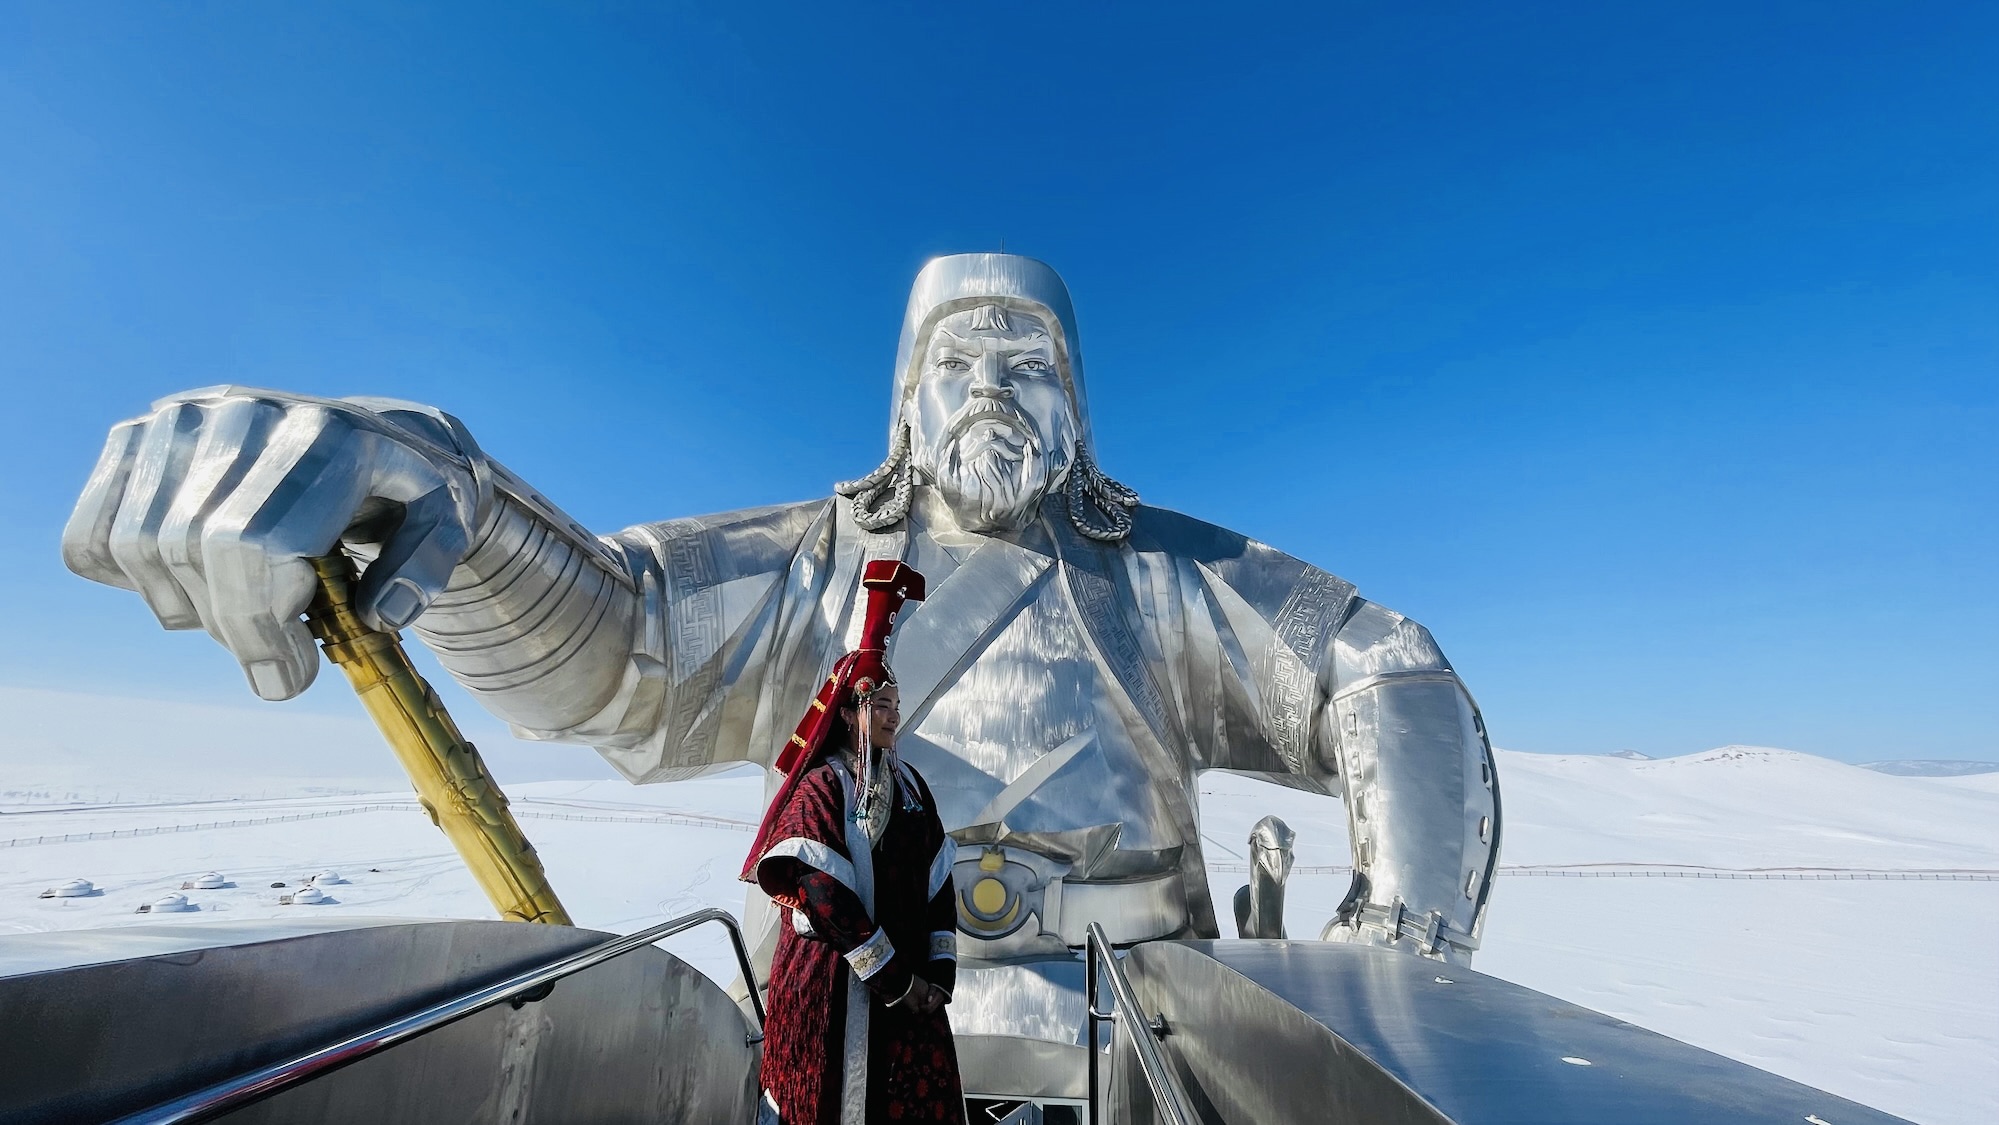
xmin=922 ymin=410 xmax=1052 ymax=533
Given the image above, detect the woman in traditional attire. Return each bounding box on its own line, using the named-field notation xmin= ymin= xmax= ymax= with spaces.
xmin=741 ymin=560 xmax=965 ymax=1124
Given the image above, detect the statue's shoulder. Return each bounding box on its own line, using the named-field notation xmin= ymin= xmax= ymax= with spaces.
xmin=1123 ymin=503 xmax=1254 ymax=563
xmin=609 ymin=498 xmax=836 ymax=570
xmin=632 ymin=498 xmax=835 ymax=543
xmin=1124 ymin=503 xmax=1355 ymax=618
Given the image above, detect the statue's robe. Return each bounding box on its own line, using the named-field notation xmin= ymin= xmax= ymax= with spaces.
xmin=753 ymin=756 xmax=961 ymax=1125
xmin=506 ymin=485 xmax=1492 ymax=1062
xmin=572 ymin=491 xmax=1373 ymax=954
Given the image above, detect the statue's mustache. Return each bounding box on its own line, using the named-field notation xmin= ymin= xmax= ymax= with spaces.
xmin=946 ymin=399 xmax=1034 ymax=448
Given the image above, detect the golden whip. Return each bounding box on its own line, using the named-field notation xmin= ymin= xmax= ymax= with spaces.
xmin=304 ymin=554 xmax=572 ymax=925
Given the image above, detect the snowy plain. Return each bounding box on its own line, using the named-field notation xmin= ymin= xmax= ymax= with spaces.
xmin=2 ymin=685 xmax=1994 ymax=1125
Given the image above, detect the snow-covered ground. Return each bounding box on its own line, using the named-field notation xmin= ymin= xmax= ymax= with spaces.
xmin=2 ymin=685 xmax=1994 ymax=1125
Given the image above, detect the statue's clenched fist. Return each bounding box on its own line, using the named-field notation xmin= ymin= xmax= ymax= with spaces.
xmin=62 ymin=386 xmax=491 ymax=701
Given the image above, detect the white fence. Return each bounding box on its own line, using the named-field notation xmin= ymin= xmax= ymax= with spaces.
xmin=9 ymin=811 xmax=1995 ymax=882
xmin=1207 ymin=862 xmax=1999 ymax=881
xmin=0 ymin=805 xmax=417 ymax=848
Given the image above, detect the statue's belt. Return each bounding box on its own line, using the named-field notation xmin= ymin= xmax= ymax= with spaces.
xmin=953 ymin=848 xmax=1186 ymax=949
xmin=1053 ymin=875 xmax=1186 ymax=946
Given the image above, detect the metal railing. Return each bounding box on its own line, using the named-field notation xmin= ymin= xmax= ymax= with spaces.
xmin=1085 ymin=921 xmax=1200 ymax=1125
xmin=111 ymin=908 xmax=765 ymax=1125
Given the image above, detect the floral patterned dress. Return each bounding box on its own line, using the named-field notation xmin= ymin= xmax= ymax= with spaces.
xmin=753 ymin=756 xmax=964 ymax=1124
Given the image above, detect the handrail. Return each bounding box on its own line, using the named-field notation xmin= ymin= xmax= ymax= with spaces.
xmin=1085 ymin=921 xmax=1200 ymax=1125
xmin=112 ymin=908 xmax=765 ymax=1125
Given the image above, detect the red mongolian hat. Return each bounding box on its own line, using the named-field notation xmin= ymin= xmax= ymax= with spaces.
xmin=740 ymin=560 xmax=926 ymax=882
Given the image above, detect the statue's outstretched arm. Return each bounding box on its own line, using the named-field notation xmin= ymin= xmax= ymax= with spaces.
xmin=398 ymin=453 xmax=643 ymax=738
xmin=1320 ymin=599 xmax=1500 ymax=964
xmin=62 ymin=386 xmax=644 ymax=736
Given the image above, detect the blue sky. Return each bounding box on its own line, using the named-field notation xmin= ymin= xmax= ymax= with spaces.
xmin=1 ymin=2 xmax=1993 ymax=763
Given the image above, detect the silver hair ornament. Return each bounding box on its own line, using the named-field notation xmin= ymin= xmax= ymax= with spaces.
xmin=1065 ymin=442 xmax=1139 ymax=542
xmin=835 ymin=423 xmax=914 ymax=533
xmin=835 ymin=430 xmax=1138 ymax=542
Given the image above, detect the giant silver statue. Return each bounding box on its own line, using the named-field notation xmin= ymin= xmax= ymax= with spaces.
xmin=63 ymin=254 xmax=1499 ymax=1089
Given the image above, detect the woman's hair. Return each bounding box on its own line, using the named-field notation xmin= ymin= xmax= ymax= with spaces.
xmin=822 ymin=707 xmax=855 ymax=755
xmin=828 ymin=693 xmax=898 ymax=757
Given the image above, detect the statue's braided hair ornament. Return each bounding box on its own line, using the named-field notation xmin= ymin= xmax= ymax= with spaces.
xmin=836 ymin=425 xmax=1137 ymax=542
xmin=834 ymin=422 xmax=915 ymax=531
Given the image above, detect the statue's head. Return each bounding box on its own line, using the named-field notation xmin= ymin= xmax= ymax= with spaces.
xmin=838 ymin=254 xmax=1138 ymax=541
xmin=1249 ymin=815 xmax=1297 ymax=885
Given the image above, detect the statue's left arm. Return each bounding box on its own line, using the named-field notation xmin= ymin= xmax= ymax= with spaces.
xmin=1316 ymin=597 xmax=1499 ymax=964
xmin=1174 ymin=524 xmax=1499 ymax=964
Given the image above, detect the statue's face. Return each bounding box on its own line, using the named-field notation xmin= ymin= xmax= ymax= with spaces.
xmin=908 ymin=306 xmax=1080 ymax=534
xmin=1252 ymin=837 xmax=1295 ymax=884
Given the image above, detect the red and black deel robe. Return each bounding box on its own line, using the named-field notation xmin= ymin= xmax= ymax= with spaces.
xmin=754 ymin=756 xmax=963 ymax=1125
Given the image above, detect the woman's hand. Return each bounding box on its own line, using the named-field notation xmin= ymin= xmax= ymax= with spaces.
xmin=895 ymin=978 xmax=947 ymax=1014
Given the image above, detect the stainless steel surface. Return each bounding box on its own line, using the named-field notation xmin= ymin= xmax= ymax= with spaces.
xmin=64 ymin=257 xmax=1500 ymax=1074
xmin=101 ymin=908 xmax=762 ymax=1125
xmin=956 ymin=1033 xmax=1090 ymax=1104
xmin=0 ymin=916 xmax=412 ymax=979
xmin=1118 ymin=939 xmax=1915 ymax=1125
xmin=1233 ymin=814 xmax=1294 ymax=939
xmin=0 ymin=917 xmax=759 ymax=1124
xmin=1085 ymin=922 xmax=1198 ymax=1125
xmin=949 ymin=959 xmax=1092 ymax=1100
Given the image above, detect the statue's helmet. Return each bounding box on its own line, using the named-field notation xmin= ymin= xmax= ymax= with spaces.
xmin=839 ymin=253 xmax=1138 ymax=540
xmin=889 ymin=254 xmax=1096 ymax=450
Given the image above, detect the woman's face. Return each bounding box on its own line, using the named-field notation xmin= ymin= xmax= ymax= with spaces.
xmin=845 ymin=684 xmax=902 ymax=752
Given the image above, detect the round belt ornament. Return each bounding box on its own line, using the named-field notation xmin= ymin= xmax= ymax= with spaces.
xmin=955 ymin=846 xmax=1041 ymax=939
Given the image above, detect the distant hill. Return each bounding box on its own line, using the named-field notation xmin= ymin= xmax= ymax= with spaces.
xmin=1575 ymin=749 xmax=1999 ymax=777
xmin=1859 ymin=759 xmax=1999 ymax=778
